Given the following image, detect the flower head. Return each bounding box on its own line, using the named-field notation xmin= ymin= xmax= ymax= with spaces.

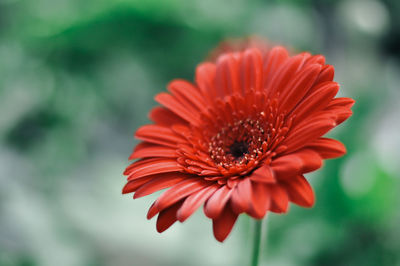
xmin=123 ymin=41 xmax=354 ymax=242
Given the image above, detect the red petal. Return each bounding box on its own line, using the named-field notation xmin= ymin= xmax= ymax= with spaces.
xmin=271 ymin=158 xmax=302 ymax=180
xmin=313 ymin=65 xmax=334 ymax=85
xmin=296 ymin=149 xmax=323 ymax=173
xmin=124 ymin=158 xmax=161 ymax=175
xmin=284 ymin=175 xmax=315 ymax=207
xmin=122 ymin=175 xmax=154 ymax=194
xmin=126 ymin=159 xmax=181 ymax=180
xmin=129 ymin=142 xmax=177 ymax=160
xmin=240 ymin=48 xmax=263 ymax=93
xmin=230 ymin=178 xmax=252 ymax=214
xmin=271 ymin=149 xmax=322 ymax=179
xmin=212 ymin=205 xmax=238 ymax=242
xmin=278 ymin=64 xmax=322 ymax=113
xmin=216 ymin=54 xmax=240 ymax=96
xmin=291 ymin=82 xmax=339 ymax=124
xmin=263 ymin=46 xmax=289 ymax=88
xmin=249 ymin=181 xmax=270 ymax=219
xmin=269 ymin=184 xmax=289 ymax=213
xmin=306 ymin=54 xmax=325 ymax=65
xmin=323 ymin=99 xmax=354 ymax=125
xmin=168 ymin=79 xmax=206 ymax=112
xmin=147 ymin=202 xmax=158 ymax=219
xmin=135 ymin=124 xmax=184 ymax=147
xmin=195 ymin=62 xmax=217 ymax=103
xmin=156 ymin=200 xmax=183 ymax=233
xmin=250 ymin=165 xmax=276 ymax=183
xmin=305 ymin=138 xmax=346 ymax=159
xmin=266 ymin=53 xmax=309 ymax=98
xmin=335 ymin=110 xmax=353 ymax=125
xmin=283 ymin=118 xmax=336 ymax=153
xmin=150 ymin=179 xmax=209 ymax=218
xmin=177 ymin=185 xmax=219 ymax=222
xmin=149 ymin=107 xmax=186 ymax=126
xmin=133 ymin=173 xmax=188 ymax=199
xmin=204 ymin=185 xmax=233 ymax=219
xmin=155 ymin=93 xmax=201 ymax=126
xmin=327 ymin=97 xmax=355 ymax=109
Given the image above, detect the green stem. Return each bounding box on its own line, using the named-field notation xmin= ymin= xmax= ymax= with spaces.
xmin=251 ymin=219 xmax=263 ymax=266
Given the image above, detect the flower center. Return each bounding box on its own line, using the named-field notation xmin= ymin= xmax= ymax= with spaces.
xmin=207 ymin=115 xmax=270 ymax=175
xmin=229 ymin=141 xmax=249 ymax=160
xmin=175 ymin=95 xmax=291 ymax=179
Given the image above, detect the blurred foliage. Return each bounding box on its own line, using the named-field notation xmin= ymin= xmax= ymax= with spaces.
xmin=0 ymin=0 xmax=400 ymax=266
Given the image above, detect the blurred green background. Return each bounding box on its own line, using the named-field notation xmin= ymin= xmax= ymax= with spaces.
xmin=1 ymin=0 xmax=400 ymax=265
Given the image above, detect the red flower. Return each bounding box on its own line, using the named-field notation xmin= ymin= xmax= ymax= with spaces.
xmin=123 ymin=42 xmax=354 ymax=242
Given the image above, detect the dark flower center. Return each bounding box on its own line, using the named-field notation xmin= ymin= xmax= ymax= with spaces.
xmin=229 ymin=141 xmax=249 ymax=159
xmin=207 ymin=114 xmax=271 ymax=175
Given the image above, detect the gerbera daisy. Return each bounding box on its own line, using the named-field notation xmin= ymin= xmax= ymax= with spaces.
xmin=123 ymin=40 xmax=354 ymax=242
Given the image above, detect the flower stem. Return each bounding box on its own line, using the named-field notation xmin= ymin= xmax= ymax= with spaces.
xmin=250 ymin=219 xmax=263 ymax=266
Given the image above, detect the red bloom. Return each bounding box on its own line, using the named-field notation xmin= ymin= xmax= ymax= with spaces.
xmin=123 ymin=42 xmax=354 ymax=242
